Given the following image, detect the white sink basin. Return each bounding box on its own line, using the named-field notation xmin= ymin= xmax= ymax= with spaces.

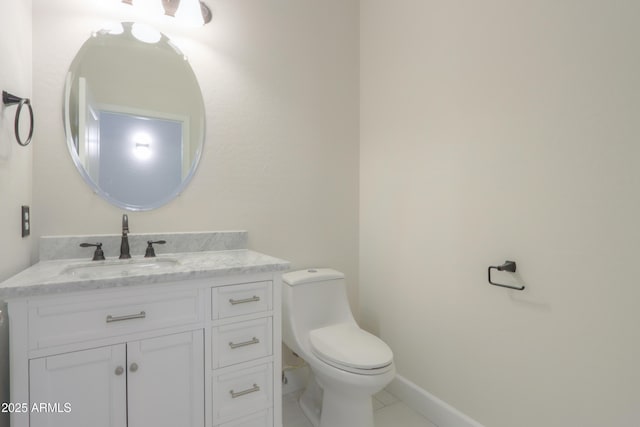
xmin=62 ymin=258 xmax=180 ymax=278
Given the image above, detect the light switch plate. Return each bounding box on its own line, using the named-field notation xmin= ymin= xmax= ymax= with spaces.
xmin=21 ymin=205 xmax=30 ymax=237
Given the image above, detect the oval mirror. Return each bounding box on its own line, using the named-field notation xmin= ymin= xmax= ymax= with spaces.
xmin=63 ymin=22 xmax=205 ymax=211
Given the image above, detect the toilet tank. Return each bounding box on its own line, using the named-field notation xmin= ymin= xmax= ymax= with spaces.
xmin=282 ymin=268 xmax=355 ymax=353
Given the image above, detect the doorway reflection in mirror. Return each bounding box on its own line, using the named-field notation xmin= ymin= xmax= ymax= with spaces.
xmin=132 ymin=132 xmax=153 ymax=161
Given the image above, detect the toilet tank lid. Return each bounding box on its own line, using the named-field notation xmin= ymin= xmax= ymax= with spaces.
xmin=282 ymin=268 xmax=344 ymax=286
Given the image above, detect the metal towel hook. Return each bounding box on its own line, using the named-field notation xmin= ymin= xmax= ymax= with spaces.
xmin=2 ymin=90 xmax=34 ymax=147
xmin=488 ymin=260 xmax=524 ymax=291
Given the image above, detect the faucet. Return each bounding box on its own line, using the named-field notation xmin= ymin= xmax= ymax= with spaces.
xmin=119 ymin=214 xmax=131 ymax=259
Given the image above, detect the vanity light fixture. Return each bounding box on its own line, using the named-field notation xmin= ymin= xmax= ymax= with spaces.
xmin=121 ymin=0 xmax=212 ymax=25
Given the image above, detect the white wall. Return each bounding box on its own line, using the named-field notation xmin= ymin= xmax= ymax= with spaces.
xmin=0 ymin=1 xmax=33 ymax=279
xmin=0 ymin=2 xmax=32 ymax=426
xmin=360 ymin=1 xmax=640 ymax=426
xmin=32 ymin=0 xmax=360 ymax=308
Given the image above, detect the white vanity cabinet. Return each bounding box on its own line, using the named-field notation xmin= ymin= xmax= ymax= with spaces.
xmin=6 ymin=272 xmax=283 ymax=427
xmin=29 ymin=330 xmax=204 ymax=427
xmin=126 ymin=330 xmax=204 ymax=427
xmin=210 ymin=281 xmax=275 ymax=426
xmin=29 ymin=344 xmax=127 ymax=427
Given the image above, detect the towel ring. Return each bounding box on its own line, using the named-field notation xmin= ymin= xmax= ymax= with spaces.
xmin=3 ymin=91 xmax=34 ymax=147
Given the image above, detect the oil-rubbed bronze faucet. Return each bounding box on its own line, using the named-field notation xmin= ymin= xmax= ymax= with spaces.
xmin=119 ymin=214 xmax=131 ymax=259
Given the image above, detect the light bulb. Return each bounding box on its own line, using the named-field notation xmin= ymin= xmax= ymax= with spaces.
xmin=131 ymin=23 xmax=162 ymax=43
xmin=175 ymin=0 xmax=204 ymax=26
xmin=131 ymin=0 xmax=164 ymax=16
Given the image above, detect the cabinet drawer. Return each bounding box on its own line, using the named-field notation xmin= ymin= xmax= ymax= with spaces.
xmin=29 ymin=288 xmax=201 ymax=350
xmin=212 ymin=318 xmax=273 ymax=369
xmin=212 ymin=282 xmax=272 ymax=320
xmin=212 ymin=362 xmax=273 ymax=424
xmin=217 ymin=409 xmax=272 ymax=427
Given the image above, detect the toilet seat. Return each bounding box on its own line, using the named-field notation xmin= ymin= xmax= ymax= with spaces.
xmin=309 ymin=323 xmax=393 ymax=375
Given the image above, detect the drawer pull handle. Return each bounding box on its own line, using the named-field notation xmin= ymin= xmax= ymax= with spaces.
xmin=229 ymin=296 xmax=260 ymax=305
xmin=229 ymin=384 xmax=260 ymax=399
xmin=106 ymin=311 xmax=146 ymax=323
xmin=114 ymin=366 xmax=124 ymax=376
xmin=229 ymin=337 xmax=260 ymax=349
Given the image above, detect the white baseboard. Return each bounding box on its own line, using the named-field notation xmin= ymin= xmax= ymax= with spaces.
xmin=386 ymin=375 xmax=484 ymax=427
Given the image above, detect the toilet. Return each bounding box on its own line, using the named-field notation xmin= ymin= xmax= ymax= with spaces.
xmin=282 ymin=268 xmax=395 ymax=427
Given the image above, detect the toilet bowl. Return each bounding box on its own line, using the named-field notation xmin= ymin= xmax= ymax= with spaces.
xmin=282 ymin=268 xmax=395 ymax=427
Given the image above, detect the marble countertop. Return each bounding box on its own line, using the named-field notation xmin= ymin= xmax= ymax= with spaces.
xmin=0 ymin=249 xmax=290 ymax=299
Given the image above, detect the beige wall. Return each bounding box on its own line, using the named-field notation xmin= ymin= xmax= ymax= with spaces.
xmin=0 ymin=2 xmax=32 ymax=426
xmin=360 ymin=1 xmax=640 ymax=426
xmin=0 ymin=0 xmax=33 ymax=280
xmin=32 ymin=0 xmax=360 ymax=309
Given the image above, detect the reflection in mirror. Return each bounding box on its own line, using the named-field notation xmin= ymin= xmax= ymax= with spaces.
xmin=64 ymin=22 xmax=205 ymax=211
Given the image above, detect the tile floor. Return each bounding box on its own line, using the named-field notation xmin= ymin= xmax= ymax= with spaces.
xmin=283 ymin=389 xmax=437 ymax=427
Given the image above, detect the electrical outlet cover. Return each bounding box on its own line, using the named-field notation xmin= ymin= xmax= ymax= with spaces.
xmin=21 ymin=205 xmax=30 ymax=237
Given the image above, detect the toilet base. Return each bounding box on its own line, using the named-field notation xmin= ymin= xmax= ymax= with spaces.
xmin=298 ymin=364 xmax=395 ymax=427
xmin=299 ymin=376 xmax=375 ymax=427
xmin=319 ymin=386 xmax=374 ymax=427
xmin=299 ymin=373 xmax=322 ymax=427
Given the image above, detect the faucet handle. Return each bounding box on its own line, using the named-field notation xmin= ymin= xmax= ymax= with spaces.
xmin=80 ymin=242 xmax=106 ymax=261
xmin=144 ymin=240 xmax=166 ymax=258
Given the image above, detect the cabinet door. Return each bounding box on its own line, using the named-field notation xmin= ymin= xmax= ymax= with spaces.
xmin=29 ymin=344 xmax=127 ymax=427
xmin=127 ymin=330 xmax=204 ymax=427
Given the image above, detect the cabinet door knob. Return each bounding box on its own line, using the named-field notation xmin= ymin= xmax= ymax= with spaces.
xmin=114 ymin=366 xmax=124 ymax=376
xmin=129 ymin=363 xmax=139 ymax=372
